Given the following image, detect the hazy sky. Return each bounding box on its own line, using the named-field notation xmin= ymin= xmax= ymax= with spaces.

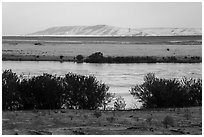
xmin=2 ymin=2 xmax=202 ymax=35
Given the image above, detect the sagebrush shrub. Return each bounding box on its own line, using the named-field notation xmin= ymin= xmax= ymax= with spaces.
xmin=2 ymin=70 xmax=109 ymax=110
xmin=106 ymin=116 xmax=115 ymax=123
xmin=102 ymin=92 xmax=116 ymax=110
xmin=93 ymin=110 xmax=102 ymax=118
xmin=146 ymin=115 xmax=153 ymax=125
xmin=183 ymin=109 xmax=192 ymax=120
xmin=76 ymin=55 xmax=84 ymax=61
xmin=63 ymin=73 xmax=109 ymax=110
xmin=85 ymin=52 xmax=104 ymax=63
xmin=130 ymin=73 xmax=202 ymax=108
xmin=2 ymin=69 xmax=22 ymax=110
xmin=114 ymin=96 xmax=126 ymax=110
xmin=162 ymin=116 xmax=174 ymax=128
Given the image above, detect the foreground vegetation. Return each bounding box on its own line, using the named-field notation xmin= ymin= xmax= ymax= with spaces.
xmin=2 ymin=107 xmax=202 ymax=135
xmin=130 ymin=73 xmax=202 ymax=108
xmin=3 ymin=70 xmax=109 ymax=110
xmin=3 ymin=70 xmax=202 ymax=111
xmin=2 ymin=70 xmax=202 ymax=135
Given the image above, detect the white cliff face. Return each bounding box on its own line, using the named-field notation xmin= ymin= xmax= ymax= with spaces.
xmin=28 ymin=25 xmax=202 ymax=36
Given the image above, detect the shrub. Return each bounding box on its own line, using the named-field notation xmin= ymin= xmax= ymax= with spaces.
xmin=18 ymin=79 xmax=36 ymax=109
xmin=104 ymin=56 xmax=157 ymax=63
xmin=102 ymin=92 xmax=116 ymax=110
xmin=130 ymin=73 xmax=202 ymax=108
xmin=162 ymin=116 xmax=174 ymax=128
xmin=76 ymin=55 xmax=84 ymax=61
xmin=114 ymin=96 xmax=126 ymax=110
xmin=181 ymin=77 xmax=202 ymax=106
xmin=183 ymin=109 xmax=192 ymax=120
xmin=84 ymin=54 xmax=198 ymax=63
xmin=34 ymin=43 xmax=42 ymax=45
xmin=2 ymin=70 xmax=109 ymax=110
xmin=146 ymin=114 xmax=153 ymax=125
xmin=69 ymin=115 xmax=74 ymax=120
xmin=196 ymin=56 xmax=200 ymax=60
xmin=2 ymin=70 xmax=22 ymax=110
xmin=60 ymin=55 xmax=64 ymax=60
xmin=106 ymin=116 xmax=116 ymax=123
xmin=25 ymin=74 xmax=64 ymax=109
xmin=168 ymin=56 xmax=177 ymax=62
xmin=62 ymin=73 xmax=109 ymax=110
xmin=85 ymin=52 xmax=104 ymax=63
xmin=93 ymin=110 xmax=102 ymax=118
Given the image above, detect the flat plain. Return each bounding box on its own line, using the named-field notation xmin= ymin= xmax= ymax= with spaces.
xmin=2 ymin=36 xmax=202 ymax=62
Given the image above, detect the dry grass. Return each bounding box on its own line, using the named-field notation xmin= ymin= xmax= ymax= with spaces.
xmin=3 ymin=36 xmax=202 ymax=62
xmin=2 ymin=107 xmax=202 ymax=135
xmin=3 ymin=42 xmax=202 ymax=57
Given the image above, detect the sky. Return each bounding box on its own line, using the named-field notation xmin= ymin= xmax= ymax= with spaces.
xmin=2 ymin=2 xmax=202 ymax=35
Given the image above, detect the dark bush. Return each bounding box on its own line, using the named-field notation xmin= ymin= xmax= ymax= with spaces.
xmin=76 ymin=55 xmax=84 ymax=61
xmin=34 ymin=43 xmax=42 ymax=45
xmin=60 ymin=55 xmax=64 ymax=60
xmin=25 ymin=74 xmax=64 ymax=109
xmin=2 ymin=70 xmax=109 ymax=110
xmin=84 ymin=53 xmax=201 ymax=63
xmin=85 ymin=54 xmax=158 ymax=63
xmin=181 ymin=77 xmax=202 ymax=106
xmin=130 ymin=73 xmax=202 ymax=108
xmin=168 ymin=56 xmax=177 ymax=61
xmin=93 ymin=110 xmax=102 ymax=118
xmin=162 ymin=116 xmax=174 ymax=128
xmin=18 ymin=79 xmax=36 ymax=110
xmin=16 ymin=74 xmax=64 ymax=110
xmin=62 ymin=73 xmax=109 ymax=109
xmin=196 ymin=56 xmax=200 ymax=60
xmin=2 ymin=70 xmax=22 ymax=110
xmin=85 ymin=52 xmax=104 ymax=63
xmin=114 ymin=96 xmax=126 ymax=110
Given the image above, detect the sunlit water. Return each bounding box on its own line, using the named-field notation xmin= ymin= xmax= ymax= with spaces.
xmin=2 ymin=61 xmax=202 ymax=108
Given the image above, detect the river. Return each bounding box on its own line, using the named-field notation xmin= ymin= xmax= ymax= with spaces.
xmin=2 ymin=61 xmax=202 ymax=108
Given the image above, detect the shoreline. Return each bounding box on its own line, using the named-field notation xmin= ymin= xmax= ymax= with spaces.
xmin=2 ymin=54 xmax=202 ymax=63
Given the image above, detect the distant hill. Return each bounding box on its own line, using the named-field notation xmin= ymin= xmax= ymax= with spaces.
xmin=28 ymin=25 xmax=202 ymax=36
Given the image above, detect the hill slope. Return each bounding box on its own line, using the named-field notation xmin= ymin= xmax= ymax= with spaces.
xmin=29 ymin=25 xmax=202 ymax=36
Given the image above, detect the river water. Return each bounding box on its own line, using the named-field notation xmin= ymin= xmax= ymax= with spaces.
xmin=2 ymin=61 xmax=202 ymax=108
